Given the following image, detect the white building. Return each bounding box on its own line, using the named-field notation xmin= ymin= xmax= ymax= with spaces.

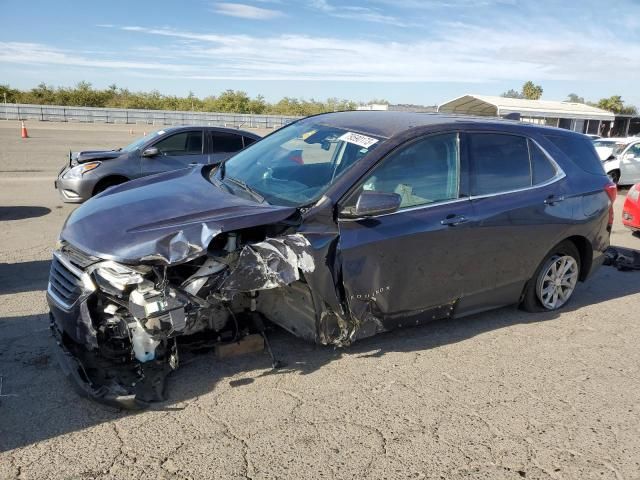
xmin=438 ymin=94 xmax=615 ymax=135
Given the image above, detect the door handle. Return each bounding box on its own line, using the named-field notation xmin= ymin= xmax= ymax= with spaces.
xmin=544 ymin=195 xmax=565 ymax=205
xmin=441 ymin=214 xmax=468 ymax=226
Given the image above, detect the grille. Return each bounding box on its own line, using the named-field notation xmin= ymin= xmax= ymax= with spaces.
xmin=60 ymin=244 xmax=99 ymax=269
xmin=48 ymin=254 xmax=84 ymax=309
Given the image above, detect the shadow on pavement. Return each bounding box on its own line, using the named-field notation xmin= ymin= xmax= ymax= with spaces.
xmin=0 ymin=206 xmax=51 ymax=221
xmin=0 ymin=260 xmax=50 ymax=295
xmin=1 ymin=261 xmax=639 ymax=452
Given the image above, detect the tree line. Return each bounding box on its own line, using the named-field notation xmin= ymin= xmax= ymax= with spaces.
xmin=0 ymin=82 xmax=372 ymax=116
xmin=2 ymin=81 xmax=636 ymax=117
xmin=502 ymin=81 xmax=637 ymax=115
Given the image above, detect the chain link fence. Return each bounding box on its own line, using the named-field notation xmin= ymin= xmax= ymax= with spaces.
xmin=1 ymin=103 xmax=300 ymax=129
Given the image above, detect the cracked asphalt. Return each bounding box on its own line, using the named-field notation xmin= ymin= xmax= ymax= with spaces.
xmin=1 ymin=121 xmax=639 ymax=480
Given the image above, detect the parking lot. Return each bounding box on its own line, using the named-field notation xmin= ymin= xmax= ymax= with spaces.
xmin=1 ymin=120 xmax=639 ymax=479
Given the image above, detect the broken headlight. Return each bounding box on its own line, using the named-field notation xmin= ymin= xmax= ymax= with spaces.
xmin=63 ymin=162 xmax=101 ymax=179
xmin=89 ymin=261 xmax=150 ymax=294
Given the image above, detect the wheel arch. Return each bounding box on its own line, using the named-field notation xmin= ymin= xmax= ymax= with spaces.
xmin=92 ymin=175 xmax=129 ymax=196
xmin=562 ymin=235 xmax=593 ymax=281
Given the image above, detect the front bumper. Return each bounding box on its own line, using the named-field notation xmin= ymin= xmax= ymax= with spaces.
xmin=47 ymin=289 xmax=170 ymax=410
xmin=50 ymin=313 xmax=148 ymax=410
xmin=622 ymin=197 xmax=640 ymax=231
xmin=55 ymin=168 xmax=97 ymax=203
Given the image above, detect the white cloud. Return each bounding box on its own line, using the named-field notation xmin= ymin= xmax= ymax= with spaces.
xmin=0 ymin=42 xmax=186 ymax=71
xmin=4 ymin=20 xmax=640 ymax=89
xmin=309 ymin=0 xmax=410 ymax=27
xmin=212 ymin=2 xmax=284 ymax=19
xmin=94 ymin=24 xmax=640 ymax=84
xmin=373 ymin=0 xmax=516 ymax=8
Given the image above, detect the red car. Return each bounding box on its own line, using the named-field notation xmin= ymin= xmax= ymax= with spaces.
xmin=622 ymin=183 xmax=640 ymax=231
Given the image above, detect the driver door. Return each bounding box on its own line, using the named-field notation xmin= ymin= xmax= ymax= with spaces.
xmin=141 ymin=130 xmax=204 ymax=175
xmin=337 ymin=132 xmax=475 ymax=338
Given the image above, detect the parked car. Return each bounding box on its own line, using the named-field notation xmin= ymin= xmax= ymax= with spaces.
xmin=54 ymin=126 xmax=260 ymax=202
xmin=47 ymin=111 xmax=614 ymax=408
xmin=622 ymin=183 xmax=640 ymax=231
xmin=593 ymin=137 xmax=640 ymax=184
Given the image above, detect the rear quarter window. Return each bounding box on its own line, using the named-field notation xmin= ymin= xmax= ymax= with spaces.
xmin=544 ymin=134 xmax=605 ymax=175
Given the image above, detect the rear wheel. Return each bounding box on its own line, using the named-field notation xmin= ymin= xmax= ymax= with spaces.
xmin=521 ymin=241 xmax=581 ymax=312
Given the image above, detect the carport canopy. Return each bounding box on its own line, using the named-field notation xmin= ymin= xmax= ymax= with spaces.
xmin=438 ymin=94 xmax=615 ymax=121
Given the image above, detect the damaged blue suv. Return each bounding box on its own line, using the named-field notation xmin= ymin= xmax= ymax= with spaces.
xmin=48 ymin=111 xmax=614 ymax=408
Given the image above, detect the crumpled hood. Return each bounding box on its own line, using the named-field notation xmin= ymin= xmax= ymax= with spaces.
xmin=61 ymin=167 xmax=297 ymax=265
xmin=73 ymin=150 xmax=124 ymax=164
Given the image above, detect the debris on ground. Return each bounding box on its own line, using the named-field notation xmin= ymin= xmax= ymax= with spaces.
xmin=604 ymin=247 xmax=640 ymax=271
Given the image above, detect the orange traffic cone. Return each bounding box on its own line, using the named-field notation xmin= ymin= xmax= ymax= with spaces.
xmin=21 ymin=121 xmax=29 ymax=139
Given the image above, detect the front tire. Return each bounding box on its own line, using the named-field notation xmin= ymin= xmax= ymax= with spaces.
xmin=608 ymin=169 xmax=620 ymax=185
xmin=521 ymin=241 xmax=581 ymax=312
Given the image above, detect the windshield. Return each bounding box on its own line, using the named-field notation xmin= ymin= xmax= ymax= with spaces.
xmin=121 ymin=129 xmax=165 ymax=152
xmin=212 ymin=121 xmax=382 ymax=206
xmin=593 ymin=140 xmax=627 ymax=155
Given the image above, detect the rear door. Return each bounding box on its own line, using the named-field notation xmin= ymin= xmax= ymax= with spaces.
xmin=141 ymin=129 xmax=204 ymax=175
xmin=209 ymin=131 xmax=245 ymax=164
xmin=337 ymin=132 xmax=476 ymax=337
xmin=458 ymin=131 xmax=570 ymax=313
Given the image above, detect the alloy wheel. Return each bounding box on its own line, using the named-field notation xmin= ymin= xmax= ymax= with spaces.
xmin=536 ymin=254 xmax=579 ymax=310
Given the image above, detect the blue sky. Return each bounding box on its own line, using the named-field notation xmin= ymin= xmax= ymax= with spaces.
xmin=1 ymin=0 xmax=639 ymax=107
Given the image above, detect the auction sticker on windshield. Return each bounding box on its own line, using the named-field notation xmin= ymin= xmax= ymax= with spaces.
xmin=338 ymin=132 xmax=379 ymax=149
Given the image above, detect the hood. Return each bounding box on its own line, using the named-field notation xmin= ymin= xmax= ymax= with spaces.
xmin=72 ymin=150 xmax=124 ymax=164
xmin=61 ymin=167 xmax=298 ymax=265
xmin=595 ymin=146 xmax=615 ymax=161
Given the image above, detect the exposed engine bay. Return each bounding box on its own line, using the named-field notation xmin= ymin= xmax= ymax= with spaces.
xmin=48 ymin=228 xmax=322 ymax=409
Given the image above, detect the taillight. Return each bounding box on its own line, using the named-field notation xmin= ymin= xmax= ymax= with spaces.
xmin=605 ymin=181 xmax=617 ymax=225
xmin=628 ymin=183 xmax=640 ymax=201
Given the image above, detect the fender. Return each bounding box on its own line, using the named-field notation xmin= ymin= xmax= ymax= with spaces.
xmin=603 ymin=157 xmax=620 ymax=175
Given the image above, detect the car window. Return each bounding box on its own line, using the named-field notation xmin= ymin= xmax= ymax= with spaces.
xmin=627 ymin=143 xmax=640 ymax=157
xmin=358 ymin=133 xmax=459 ymax=209
xmin=243 ymin=136 xmax=257 ymax=147
xmin=529 ymin=140 xmax=557 ymax=184
xmin=469 ymin=133 xmax=530 ymax=196
xmin=545 ymin=134 xmax=605 ymax=175
xmin=212 ymin=132 xmax=244 ymax=153
xmin=154 ymin=131 xmax=203 ymax=156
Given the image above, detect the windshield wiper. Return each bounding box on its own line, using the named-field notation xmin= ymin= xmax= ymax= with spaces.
xmin=225 ymin=176 xmax=266 ymax=203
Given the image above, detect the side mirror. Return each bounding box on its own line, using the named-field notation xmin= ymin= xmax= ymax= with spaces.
xmin=341 ymin=190 xmax=401 ymax=218
xmin=141 ymin=147 xmax=159 ymax=158
xmin=623 ymin=153 xmax=636 ymax=161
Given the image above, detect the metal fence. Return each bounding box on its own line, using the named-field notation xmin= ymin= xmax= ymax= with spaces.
xmin=1 ymin=103 xmax=301 ymax=129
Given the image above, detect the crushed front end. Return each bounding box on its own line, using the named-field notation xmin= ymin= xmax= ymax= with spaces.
xmin=47 ymin=231 xmax=318 ymax=409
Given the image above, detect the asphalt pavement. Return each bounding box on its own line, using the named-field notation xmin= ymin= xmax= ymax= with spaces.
xmin=0 ymin=121 xmax=639 ymax=480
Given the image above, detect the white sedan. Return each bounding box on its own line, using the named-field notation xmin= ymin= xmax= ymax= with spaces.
xmin=593 ymin=137 xmax=640 ymax=185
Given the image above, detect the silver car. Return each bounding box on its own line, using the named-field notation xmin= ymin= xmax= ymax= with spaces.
xmin=55 ymin=126 xmax=260 ymax=202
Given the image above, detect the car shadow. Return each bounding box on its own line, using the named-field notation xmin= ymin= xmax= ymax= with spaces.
xmin=0 ymin=260 xmax=51 ymax=295
xmin=0 ymin=206 xmax=51 ymax=221
xmin=1 ymin=259 xmax=640 ymax=452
